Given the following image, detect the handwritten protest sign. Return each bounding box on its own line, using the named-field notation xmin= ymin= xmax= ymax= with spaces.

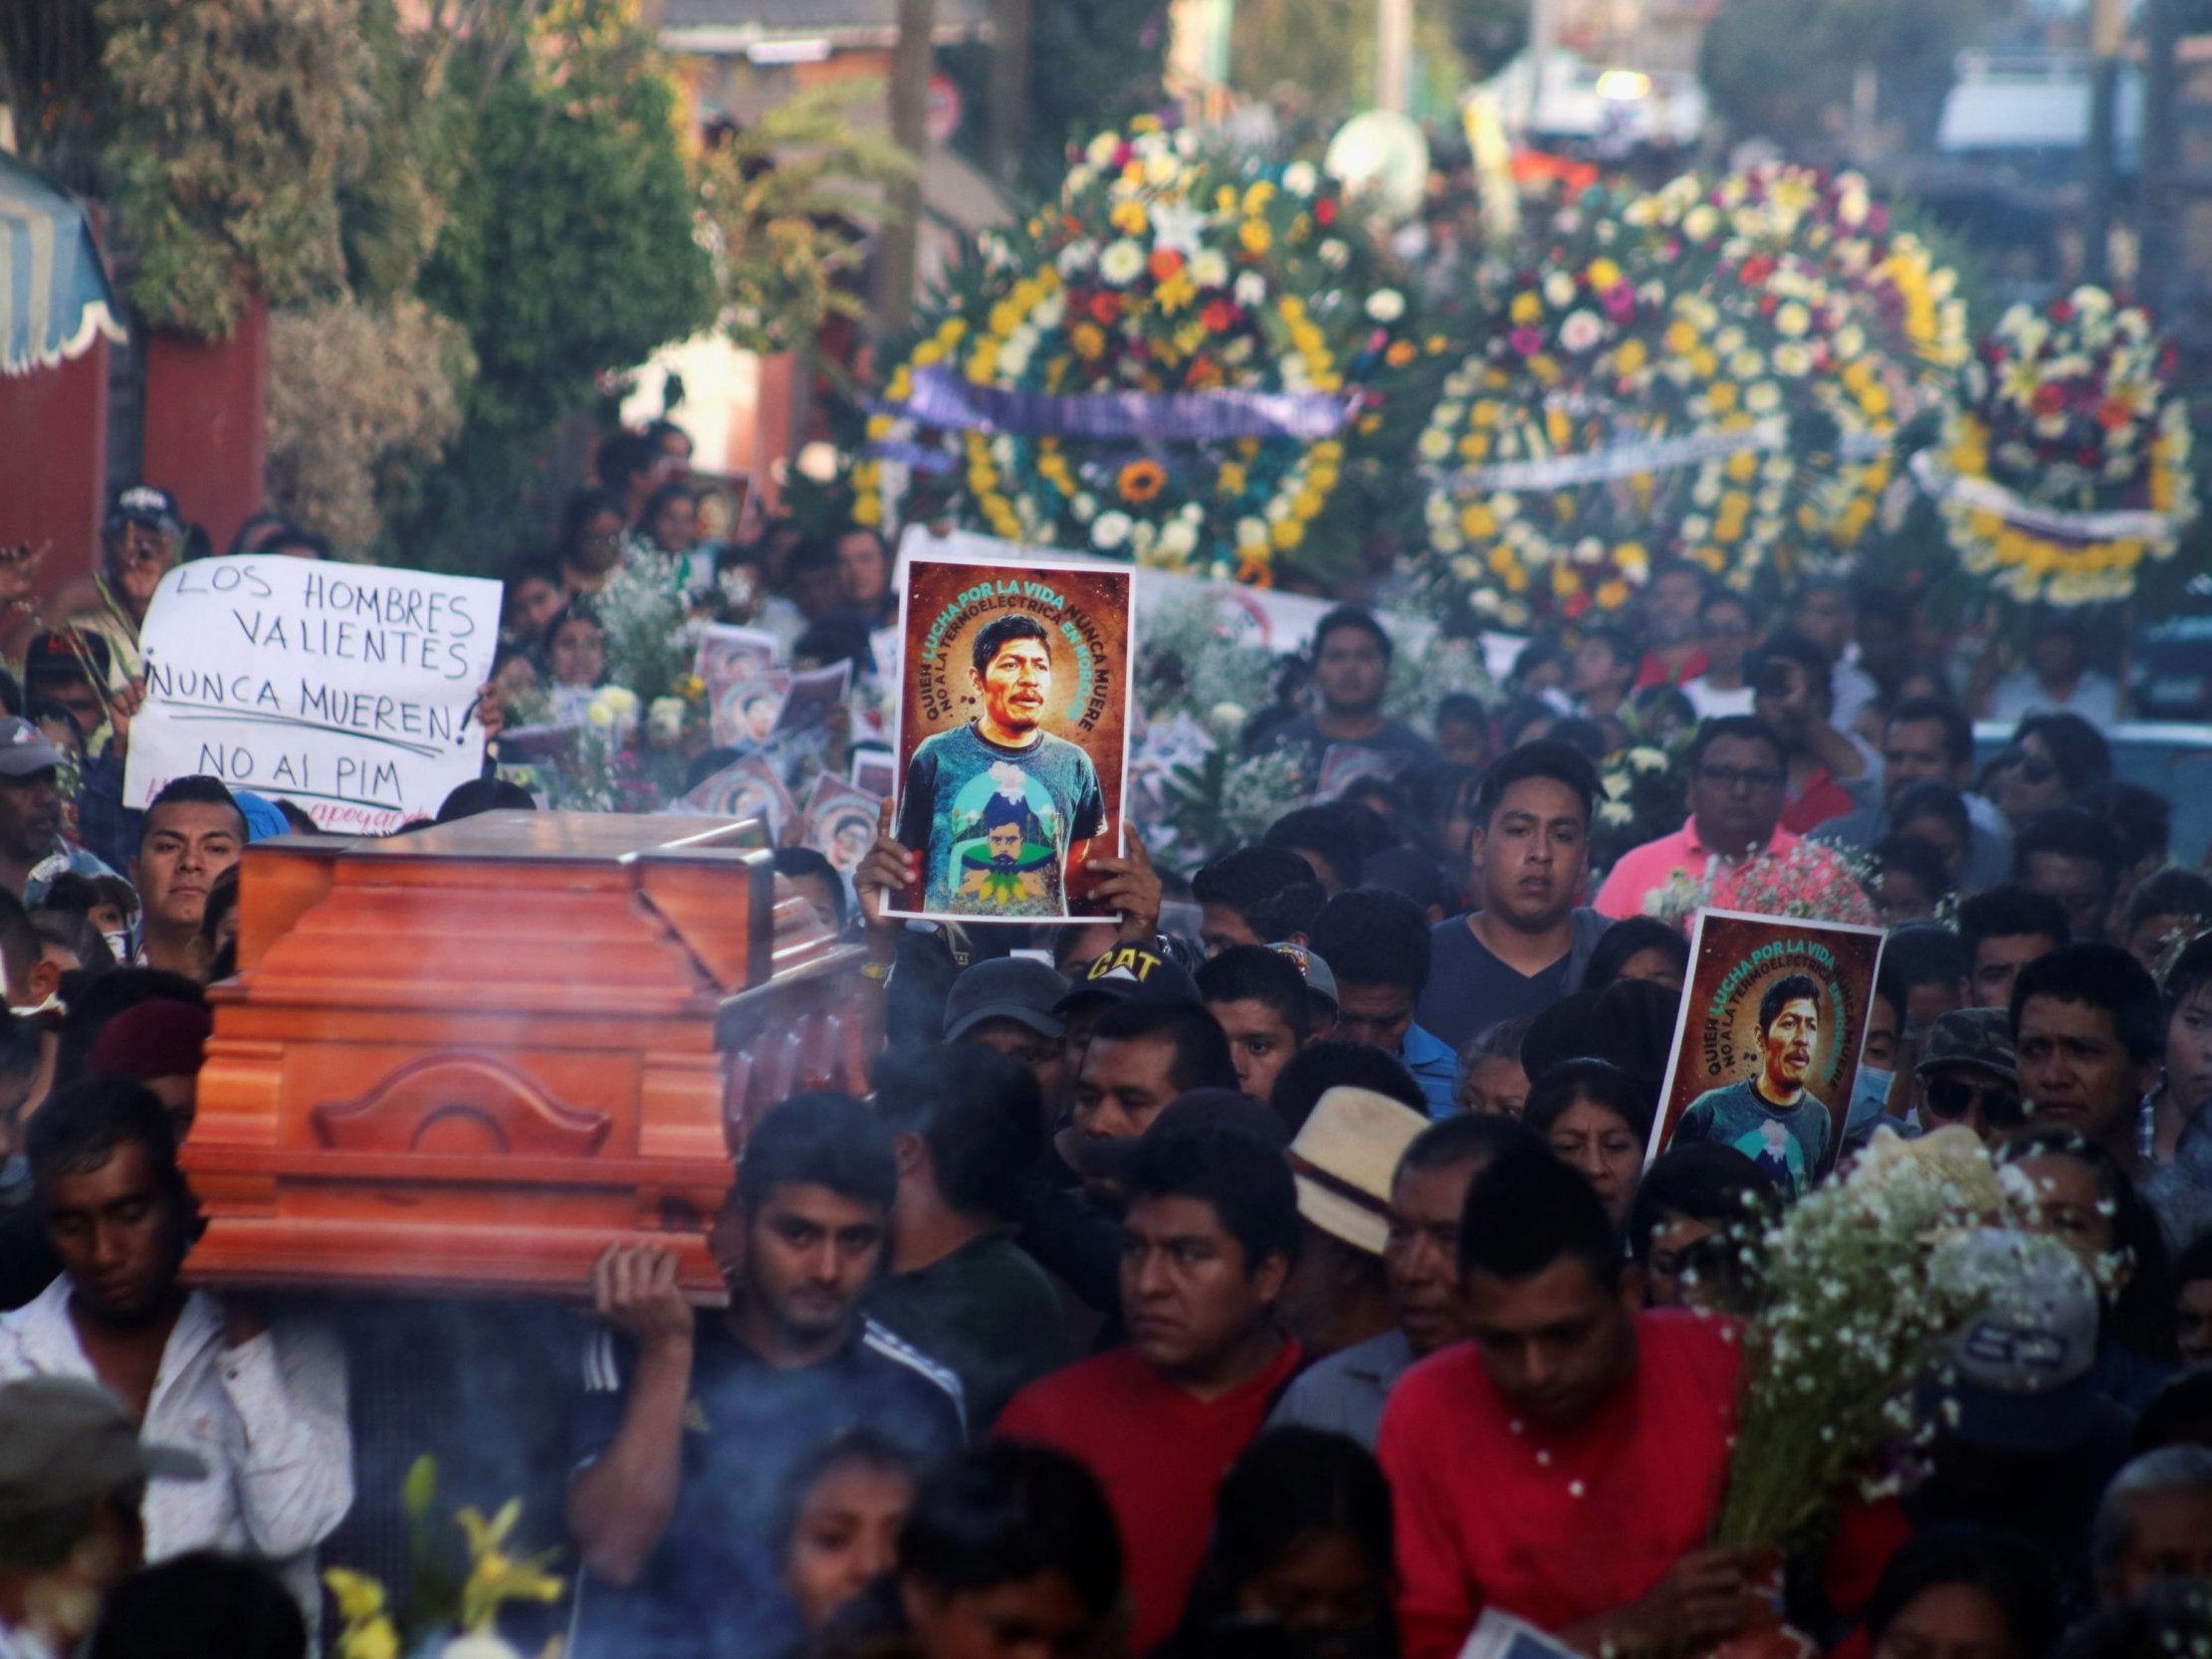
xmin=123 ymin=557 xmax=501 ymax=834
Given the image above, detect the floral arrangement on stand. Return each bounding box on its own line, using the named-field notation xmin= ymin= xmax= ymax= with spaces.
xmin=856 ymin=121 xmax=1438 ymax=584
xmin=328 ymin=1458 xmax=563 ymax=1659
xmin=1412 ymin=164 xmax=1972 ymax=630
xmin=1921 ymin=287 xmax=2196 ymax=608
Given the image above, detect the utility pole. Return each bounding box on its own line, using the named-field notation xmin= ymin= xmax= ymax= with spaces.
xmin=985 ymin=0 xmax=1030 ymax=187
xmin=1377 ymin=0 xmax=1413 ymax=114
xmin=2081 ymin=0 xmax=2126 ymax=286
xmin=874 ymin=0 xmax=936 ymax=334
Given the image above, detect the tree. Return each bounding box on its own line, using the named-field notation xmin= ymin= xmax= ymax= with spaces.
xmin=95 ymin=0 xmax=376 ymax=335
xmin=942 ymin=0 xmax=1168 ymax=197
xmin=403 ymin=0 xmax=715 ymax=567
xmin=695 ymin=86 xmax=914 ymax=358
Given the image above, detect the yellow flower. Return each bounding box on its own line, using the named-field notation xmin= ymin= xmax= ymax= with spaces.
xmin=1156 ymin=269 xmax=1198 ymax=313
xmin=1487 ymin=544 xmax=1518 ymax=576
xmin=1596 ymin=578 xmax=1631 ymax=610
xmin=850 ymin=496 xmax=883 ymax=528
xmin=341 ymin=1617 xmax=398 ymax=1659
xmin=1707 ymin=382 xmax=1739 ymax=414
xmin=1386 ymin=339 xmax=1418 ymax=367
xmin=326 ymin=1569 xmax=386 ymax=1624
xmin=911 ymin=341 xmax=944 ymax=368
xmin=1293 ymin=489 xmax=1324 ymax=520
xmin=1242 ymin=181 xmax=1276 ymax=215
xmin=1613 ymin=338 xmax=1649 ymax=376
xmin=1586 ymin=258 xmax=1622 ymax=290
xmin=1271 ymin=518 xmax=1304 ymax=550
xmin=1217 ymin=463 xmax=1248 ymax=496
xmin=1110 ymin=199 xmax=1148 ymax=236
xmin=1071 ymin=322 xmax=1107 ymax=361
xmin=1459 ymin=504 xmax=1496 ymax=538
xmin=1239 ymin=219 xmax=1271 ymax=256
xmin=1510 ymin=293 xmax=1544 ymax=325
xmin=1663 ymin=320 xmax=1699 ymax=355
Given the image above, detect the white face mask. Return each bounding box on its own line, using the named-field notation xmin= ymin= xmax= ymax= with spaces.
xmin=1845 ymin=1065 xmax=1893 ymax=1136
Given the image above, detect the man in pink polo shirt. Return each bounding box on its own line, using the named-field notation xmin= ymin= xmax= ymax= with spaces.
xmin=1595 ymin=716 xmax=1842 ymax=922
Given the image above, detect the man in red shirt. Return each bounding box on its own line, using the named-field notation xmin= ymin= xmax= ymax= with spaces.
xmin=996 ymin=1125 xmax=1302 ymax=1652
xmin=1379 ymin=1148 xmax=1767 ymax=1659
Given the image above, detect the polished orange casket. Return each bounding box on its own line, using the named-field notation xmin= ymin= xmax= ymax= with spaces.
xmin=181 ymin=811 xmax=869 ymax=1303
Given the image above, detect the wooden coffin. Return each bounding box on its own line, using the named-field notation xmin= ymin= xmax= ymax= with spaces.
xmin=183 ymin=811 xmax=871 ymax=1303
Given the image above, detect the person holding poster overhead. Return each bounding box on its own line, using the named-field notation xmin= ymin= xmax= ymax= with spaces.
xmin=895 ymin=613 xmax=1107 ymax=921
xmin=1672 ymin=973 xmax=1832 ymax=1198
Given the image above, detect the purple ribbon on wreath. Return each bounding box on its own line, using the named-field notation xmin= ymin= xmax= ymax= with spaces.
xmin=882 ymin=365 xmax=1359 ymax=442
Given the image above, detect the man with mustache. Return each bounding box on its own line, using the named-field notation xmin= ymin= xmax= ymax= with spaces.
xmin=0 ymin=718 xmax=115 ymax=908
xmin=1675 ymin=972 xmax=1832 ymax=1199
xmin=895 ymin=615 xmax=1106 ymax=919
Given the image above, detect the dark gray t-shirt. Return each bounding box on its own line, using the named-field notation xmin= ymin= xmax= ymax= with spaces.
xmin=896 ymin=724 xmax=1105 ymax=916
xmin=1675 ymin=1079 xmax=1831 ymax=1198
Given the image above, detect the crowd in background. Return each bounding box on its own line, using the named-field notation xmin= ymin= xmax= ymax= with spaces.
xmin=0 ymin=432 xmax=2203 ymax=1659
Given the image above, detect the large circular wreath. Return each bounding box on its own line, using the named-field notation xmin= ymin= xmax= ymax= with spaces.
xmin=1925 ymin=287 xmax=2195 ymax=607
xmin=1413 ymin=166 xmax=1949 ymax=629
xmin=855 ymin=123 xmax=1431 ymax=581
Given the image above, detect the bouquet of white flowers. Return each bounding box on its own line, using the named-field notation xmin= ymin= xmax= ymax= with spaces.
xmin=1714 ymin=1128 xmax=2025 ymax=1555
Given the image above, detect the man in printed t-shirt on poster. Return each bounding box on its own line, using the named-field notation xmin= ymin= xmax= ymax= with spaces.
xmin=896 ymin=614 xmax=1106 ymax=920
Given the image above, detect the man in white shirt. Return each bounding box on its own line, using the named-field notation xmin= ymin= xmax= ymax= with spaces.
xmin=0 ymin=1081 xmax=349 ymax=1619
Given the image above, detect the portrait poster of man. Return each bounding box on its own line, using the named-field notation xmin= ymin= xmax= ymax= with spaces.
xmin=887 ymin=551 xmax=1132 ymax=925
xmin=695 ymin=624 xmax=778 ymax=690
xmin=674 ymin=753 xmax=794 ymax=844
xmin=1648 ymin=908 xmax=1886 ymax=1200
xmin=773 ymin=660 xmax=853 ymax=738
xmin=797 ymin=774 xmax=884 ymax=878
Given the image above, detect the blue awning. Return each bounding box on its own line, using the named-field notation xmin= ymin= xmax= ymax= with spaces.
xmin=0 ymin=153 xmax=127 ymax=377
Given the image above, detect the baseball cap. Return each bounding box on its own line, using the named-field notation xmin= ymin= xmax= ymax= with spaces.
xmin=1053 ymin=942 xmax=1202 ymax=1016
xmin=0 ymin=718 xmax=65 ymax=778
xmin=1270 ymin=942 xmax=1339 ymax=1015
xmin=1926 ymin=1229 xmax=2104 ymax=1456
xmin=945 ymin=956 xmax=1068 ymax=1044
xmin=1075 ymin=1087 xmax=1287 ymax=1179
xmin=1916 ymin=1008 xmax=2018 ymax=1085
xmin=25 ymin=628 xmax=111 ymax=688
xmin=1287 ymin=1086 xmax=1430 ymax=1255
xmin=106 ymin=485 xmax=184 ymax=538
xmin=0 ymin=1377 xmax=205 ymax=1526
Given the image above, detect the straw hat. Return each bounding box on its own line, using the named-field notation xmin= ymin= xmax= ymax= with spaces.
xmin=1286 ymin=1086 xmax=1430 ymax=1255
